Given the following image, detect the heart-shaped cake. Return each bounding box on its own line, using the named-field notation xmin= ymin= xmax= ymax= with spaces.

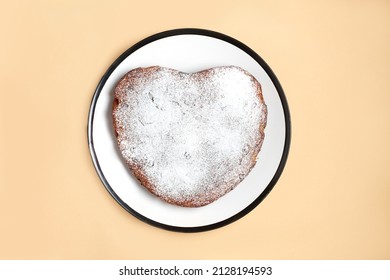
xmin=112 ymin=66 xmax=267 ymax=207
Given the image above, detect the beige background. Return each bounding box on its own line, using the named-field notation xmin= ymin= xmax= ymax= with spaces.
xmin=1 ymin=0 xmax=389 ymax=259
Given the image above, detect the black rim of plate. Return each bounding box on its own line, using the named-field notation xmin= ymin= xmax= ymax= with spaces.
xmin=87 ymin=28 xmax=291 ymax=233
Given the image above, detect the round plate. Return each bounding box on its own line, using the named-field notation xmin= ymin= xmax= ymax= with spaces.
xmin=88 ymin=28 xmax=290 ymax=232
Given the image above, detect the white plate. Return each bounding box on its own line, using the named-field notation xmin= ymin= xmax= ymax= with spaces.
xmin=88 ymin=29 xmax=290 ymax=232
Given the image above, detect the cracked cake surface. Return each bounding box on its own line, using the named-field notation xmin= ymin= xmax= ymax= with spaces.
xmin=112 ymin=66 xmax=267 ymax=207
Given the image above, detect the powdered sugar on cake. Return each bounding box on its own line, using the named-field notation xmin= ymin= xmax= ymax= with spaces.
xmin=113 ymin=66 xmax=267 ymax=207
